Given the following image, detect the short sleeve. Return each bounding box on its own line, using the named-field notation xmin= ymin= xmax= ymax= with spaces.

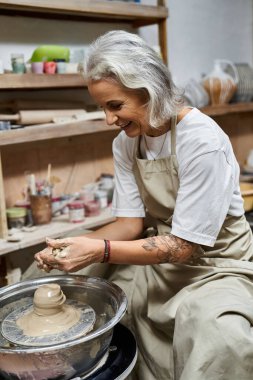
xmin=171 ymin=149 xmax=234 ymax=246
xmin=111 ymin=134 xmax=146 ymax=218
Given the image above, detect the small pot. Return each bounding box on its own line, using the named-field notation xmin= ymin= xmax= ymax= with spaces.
xmin=240 ymin=182 xmax=253 ymax=212
xmin=0 ymin=275 xmax=127 ymax=380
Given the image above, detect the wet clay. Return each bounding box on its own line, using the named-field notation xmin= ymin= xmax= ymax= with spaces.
xmin=16 ymin=284 xmax=81 ymax=337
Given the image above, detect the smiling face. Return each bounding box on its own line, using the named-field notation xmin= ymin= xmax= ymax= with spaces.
xmin=88 ymin=79 xmax=151 ymax=137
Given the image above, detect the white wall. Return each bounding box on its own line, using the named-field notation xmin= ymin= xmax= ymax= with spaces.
xmin=0 ymin=16 xmax=133 ymax=70
xmin=0 ymin=16 xmax=133 ymax=102
xmin=169 ymin=0 xmax=253 ymax=86
xmin=140 ymin=0 xmax=253 ymax=86
xmin=0 ymin=0 xmax=252 ymax=88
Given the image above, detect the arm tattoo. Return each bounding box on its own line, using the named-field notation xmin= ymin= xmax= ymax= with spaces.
xmin=142 ymin=234 xmax=195 ymax=264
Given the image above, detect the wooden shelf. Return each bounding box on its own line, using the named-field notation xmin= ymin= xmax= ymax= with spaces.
xmin=0 ymin=74 xmax=86 ymax=90
xmin=0 ymin=118 xmax=119 ymax=146
xmin=201 ymin=102 xmax=253 ymax=117
xmin=0 ymin=208 xmax=115 ymax=256
xmin=0 ymin=0 xmax=169 ymax=244
xmin=0 ymin=0 xmax=168 ymax=27
xmin=0 ymin=102 xmax=252 ymax=147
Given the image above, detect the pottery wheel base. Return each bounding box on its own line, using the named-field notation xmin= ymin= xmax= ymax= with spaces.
xmin=1 ymin=297 xmax=96 ymax=347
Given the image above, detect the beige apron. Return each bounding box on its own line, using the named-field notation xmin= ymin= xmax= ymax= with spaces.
xmin=23 ymin=118 xmax=253 ymax=380
xmin=123 ymin=116 xmax=253 ymax=380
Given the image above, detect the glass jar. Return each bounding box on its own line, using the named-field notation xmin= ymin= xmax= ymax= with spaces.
xmin=84 ymin=200 xmax=101 ymax=217
xmin=68 ymin=201 xmax=85 ymax=223
xmin=51 ymin=197 xmax=61 ymax=216
xmin=95 ymin=190 xmax=108 ymax=209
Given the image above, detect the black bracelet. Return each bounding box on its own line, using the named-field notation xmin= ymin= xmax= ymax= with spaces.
xmin=101 ymin=239 xmax=111 ymax=263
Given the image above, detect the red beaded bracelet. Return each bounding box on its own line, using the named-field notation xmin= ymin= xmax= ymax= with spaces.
xmin=101 ymin=239 xmax=111 ymax=263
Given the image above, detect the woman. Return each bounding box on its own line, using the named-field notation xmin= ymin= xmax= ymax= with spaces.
xmin=35 ymin=31 xmax=253 ymax=380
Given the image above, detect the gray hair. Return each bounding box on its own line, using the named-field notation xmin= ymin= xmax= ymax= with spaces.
xmin=85 ymin=30 xmax=184 ymax=129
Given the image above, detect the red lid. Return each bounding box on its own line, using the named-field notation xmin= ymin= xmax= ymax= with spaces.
xmin=85 ymin=200 xmax=100 ymax=209
xmin=68 ymin=200 xmax=84 ymax=209
xmin=15 ymin=200 xmax=31 ymax=209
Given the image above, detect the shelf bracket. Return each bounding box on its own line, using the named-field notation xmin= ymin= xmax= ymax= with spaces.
xmin=157 ymin=0 xmax=168 ymax=65
xmin=0 ymin=151 xmax=8 ymax=239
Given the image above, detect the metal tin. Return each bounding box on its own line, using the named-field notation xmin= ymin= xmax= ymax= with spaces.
xmin=6 ymin=207 xmax=27 ymax=229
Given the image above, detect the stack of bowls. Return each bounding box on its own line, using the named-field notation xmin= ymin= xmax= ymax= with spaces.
xmin=226 ymin=63 xmax=253 ymax=102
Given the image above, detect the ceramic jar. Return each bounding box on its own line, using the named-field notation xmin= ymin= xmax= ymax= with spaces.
xmin=11 ymin=54 xmax=25 ymax=74
xmin=44 ymin=61 xmax=56 ymax=74
xmin=202 ymin=59 xmax=239 ymax=105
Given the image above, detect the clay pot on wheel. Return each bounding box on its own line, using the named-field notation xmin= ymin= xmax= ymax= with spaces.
xmin=0 ymin=275 xmax=127 ymax=380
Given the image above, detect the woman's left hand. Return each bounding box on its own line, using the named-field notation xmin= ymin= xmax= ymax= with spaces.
xmin=34 ymin=236 xmax=104 ymax=273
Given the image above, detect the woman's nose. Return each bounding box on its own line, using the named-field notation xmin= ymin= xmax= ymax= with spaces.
xmin=105 ymin=110 xmax=118 ymax=125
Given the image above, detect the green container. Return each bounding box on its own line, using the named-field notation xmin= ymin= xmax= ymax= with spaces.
xmin=30 ymin=45 xmax=70 ymax=63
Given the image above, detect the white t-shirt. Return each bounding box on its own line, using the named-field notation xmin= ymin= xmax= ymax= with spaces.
xmin=111 ymin=108 xmax=244 ymax=247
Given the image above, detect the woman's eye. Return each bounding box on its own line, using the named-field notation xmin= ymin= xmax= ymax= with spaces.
xmin=109 ymin=103 xmax=122 ymax=110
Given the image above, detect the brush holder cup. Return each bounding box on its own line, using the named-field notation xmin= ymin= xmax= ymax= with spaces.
xmin=30 ymin=195 xmax=52 ymax=225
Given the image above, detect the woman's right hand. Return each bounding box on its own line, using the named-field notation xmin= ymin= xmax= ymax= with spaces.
xmin=34 ymin=236 xmax=104 ymax=273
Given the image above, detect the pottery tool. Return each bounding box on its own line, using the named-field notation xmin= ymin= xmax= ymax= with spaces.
xmin=47 ymin=163 xmax=51 ymax=185
xmin=52 ymin=110 xmax=105 ymax=123
xmin=29 ymin=174 xmax=36 ymax=196
xmin=52 ymin=194 xmax=77 ymax=216
xmin=0 ymin=109 xmax=87 ymax=125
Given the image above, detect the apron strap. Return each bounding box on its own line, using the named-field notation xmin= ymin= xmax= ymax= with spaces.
xmin=171 ymin=115 xmax=177 ymax=156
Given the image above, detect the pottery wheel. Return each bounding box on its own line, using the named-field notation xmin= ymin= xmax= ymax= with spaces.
xmin=1 ymin=297 xmax=96 ymax=347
